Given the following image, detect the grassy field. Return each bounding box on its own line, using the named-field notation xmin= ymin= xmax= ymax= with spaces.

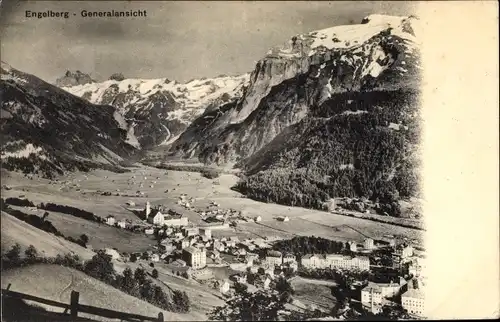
xmin=291 ymin=276 xmax=337 ymax=312
xmin=2 ymin=166 xmax=423 ymax=246
xmin=6 ymin=205 xmax=156 ymax=254
xmin=1 ymin=264 xmax=197 ymax=321
xmin=1 ymin=212 xmax=95 ymax=260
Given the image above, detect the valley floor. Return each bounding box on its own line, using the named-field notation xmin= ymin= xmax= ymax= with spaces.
xmin=1 ymin=166 xmax=423 ymax=247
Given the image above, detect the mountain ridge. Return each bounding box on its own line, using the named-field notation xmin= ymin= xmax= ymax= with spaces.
xmin=1 ymin=62 xmax=137 ymax=178
xmin=168 ymin=14 xmax=422 ymax=216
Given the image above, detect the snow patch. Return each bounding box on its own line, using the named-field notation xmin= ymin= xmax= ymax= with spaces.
xmin=341 ymin=110 xmax=368 ymax=116
xmin=1 ymin=143 xmax=47 ymax=160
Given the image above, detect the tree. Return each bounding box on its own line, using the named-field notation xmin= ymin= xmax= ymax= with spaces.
xmin=134 ymin=268 xmax=147 ymax=285
xmin=152 ymin=269 xmax=159 ymax=279
xmin=274 ymin=276 xmax=294 ymax=302
xmin=84 ymin=251 xmax=115 ymax=283
xmin=42 ymin=212 xmax=49 ymax=221
xmin=5 ymin=243 xmax=21 ymax=262
xmin=130 ymin=253 xmax=137 ymax=263
xmin=79 ymin=234 xmax=89 ymax=246
xmin=209 ymin=288 xmax=286 ymax=321
xmin=120 ymin=267 xmax=138 ymax=295
xmin=24 ymin=245 xmax=38 ymax=260
xmin=173 ymin=290 xmax=190 ymax=313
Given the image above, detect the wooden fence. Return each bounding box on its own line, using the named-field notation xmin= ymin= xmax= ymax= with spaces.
xmin=1 ymin=284 xmax=164 ymax=321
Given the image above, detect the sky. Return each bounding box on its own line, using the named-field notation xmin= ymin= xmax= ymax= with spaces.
xmin=0 ymin=1 xmax=416 ymax=83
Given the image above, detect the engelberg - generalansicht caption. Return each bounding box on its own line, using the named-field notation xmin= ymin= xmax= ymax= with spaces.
xmin=25 ymin=10 xmax=148 ymax=19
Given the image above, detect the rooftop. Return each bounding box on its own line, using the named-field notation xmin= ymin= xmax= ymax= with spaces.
xmin=402 ymin=288 xmax=425 ymax=299
xmin=183 ymin=246 xmax=203 ymax=254
xmin=266 ymin=250 xmax=282 ymax=258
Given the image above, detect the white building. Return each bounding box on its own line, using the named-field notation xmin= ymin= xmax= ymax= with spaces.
xmin=395 ymin=245 xmax=414 ymax=259
xmin=105 ymin=216 xmax=116 ymax=226
xmin=364 ymin=238 xmax=375 ymax=250
xmin=348 ymin=241 xmax=358 ymax=252
xmin=199 ymin=228 xmax=212 ymax=238
xmin=147 ymin=207 xmax=189 ymax=227
xmin=265 ymin=250 xmax=283 ymax=267
xmin=145 ymin=228 xmax=154 ymax=235
xmin=254 ymin=216 xmax=262 ymax=222
xmin=117 ymin=220 xmax=127 ymax=228
xmin=219 ymin=280 xmax=230 ymax=294
xmin=183 ymin=227 xmax=199 ymax=237
xmin=182 ymin=246 xmax=207 ymax=270
xmin=361 ymin=279 xmax=407 ymax=309
xmin=282 ymin=253 xmax=297 ymax=265
xmin=301 ymin=254 xmax=370 ymax=271
xmin=151 ymin=254 xmax=160 ymax=262
xmin=401 ymin=289 xmax=425 ymax=316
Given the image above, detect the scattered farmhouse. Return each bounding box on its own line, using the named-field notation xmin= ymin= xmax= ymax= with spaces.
xmin=105 ymin=215 xmax=116 ymax=226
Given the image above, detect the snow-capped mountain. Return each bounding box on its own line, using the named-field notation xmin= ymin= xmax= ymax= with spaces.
xmin=1 ymin=62 xmax=136 ymax=178
xmin=61 ymin=73 xmax=250 ymax=149
xmin=171 ymin=14 xmax=421 ymax=161
xmin=169 ymin=14 xmax=422 ymax=213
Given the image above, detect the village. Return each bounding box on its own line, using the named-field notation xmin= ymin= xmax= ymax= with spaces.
xmin=101 ymin=193 xmax=426 ymax=318
xmin=2 ymin=167 xmax=426 ymax=318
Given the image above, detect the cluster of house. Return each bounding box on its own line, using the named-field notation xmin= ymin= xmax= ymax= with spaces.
xmin=361 ymin=276 xmax=425 ymax=316
xmin=177 ymin=194 xmax=195 ymax=210
xmin=196 ymin=201 xmax=247 ymax=226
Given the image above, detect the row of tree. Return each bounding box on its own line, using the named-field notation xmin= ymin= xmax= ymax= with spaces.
xmin=1 ymin=245 xmax=190 ymax=313
xmin=38 ymin=202 xmax=102 ymax=223
xmin=2 ymin=206 xmax=89 ymax=248
xmin=272 ymin=236 xmax=350 ymax=258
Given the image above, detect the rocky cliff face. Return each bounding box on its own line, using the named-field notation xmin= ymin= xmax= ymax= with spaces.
xmin=55 ymin=70 xmax=95 ymax=87
xmin=169 ymin=15 xmax=422 ymax=212
xmin=1 ymin=62 xmax=136 ymax=178
xmin=61 ymin=74 xmax=250 ymax=150
xmin=170 ymin=14 xmax=421 ymax=165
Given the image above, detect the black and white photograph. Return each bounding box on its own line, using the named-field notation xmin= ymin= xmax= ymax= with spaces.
xmin=0 ymin=1 xmax=498 ymax=321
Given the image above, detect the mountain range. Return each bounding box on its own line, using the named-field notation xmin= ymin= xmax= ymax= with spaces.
xmin=61 ymin=72 xmax=249 ymax=149
xmin=1 ymin=14 xmax=422 ymax=216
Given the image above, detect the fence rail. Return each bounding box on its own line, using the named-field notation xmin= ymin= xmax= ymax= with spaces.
xmin=1 ymin=284 xmax=164 ymax=322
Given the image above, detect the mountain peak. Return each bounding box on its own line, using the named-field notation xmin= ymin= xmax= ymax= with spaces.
xmin=56 ymin=70 xmax=95 ymax=87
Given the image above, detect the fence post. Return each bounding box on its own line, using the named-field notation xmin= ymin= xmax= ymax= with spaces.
xmin=6 ymin=283 xmax=11 ymax=291
xmin=157 ymin=312 xmax=164 ymax=322
xmin=70 ymin=291 xmax=80 ymax=317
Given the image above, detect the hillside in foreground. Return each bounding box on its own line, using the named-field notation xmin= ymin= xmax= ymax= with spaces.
xmin=1 ymin=211 xmax=95 ymax=260
xmin=1 ymin=264 xmax=196 ymax=321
